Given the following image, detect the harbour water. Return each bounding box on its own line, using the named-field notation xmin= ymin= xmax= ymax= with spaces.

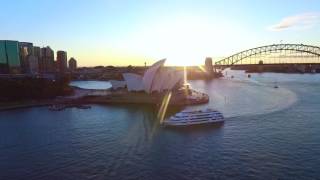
xmin=1 ymin=71 xmax=320 ymax=179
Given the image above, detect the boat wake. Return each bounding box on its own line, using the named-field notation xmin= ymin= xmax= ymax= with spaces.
xmin=189 ymin=77 xmax=298 ymax=119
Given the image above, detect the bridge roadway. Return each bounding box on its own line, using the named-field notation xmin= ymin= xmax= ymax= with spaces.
xmin=215 ymin=63 xmax=320 ymax=73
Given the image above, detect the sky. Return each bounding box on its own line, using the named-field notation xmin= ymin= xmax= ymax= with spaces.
xmin=0 ymin=0 xmax=320 ymax=66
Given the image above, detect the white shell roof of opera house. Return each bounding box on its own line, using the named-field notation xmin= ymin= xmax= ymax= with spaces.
xmin=110 ymin=59 xmax=184 ymax=93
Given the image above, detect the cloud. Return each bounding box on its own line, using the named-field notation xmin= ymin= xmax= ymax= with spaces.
xmin=269 ymin=12 xmax=320 ymax=31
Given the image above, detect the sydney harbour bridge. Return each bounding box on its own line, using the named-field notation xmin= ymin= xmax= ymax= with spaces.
xmin=214 ymin=44 xmax=320 ymax=72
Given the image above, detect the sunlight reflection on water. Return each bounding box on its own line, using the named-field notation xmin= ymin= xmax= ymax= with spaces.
xmin=187 ymin=70 xmax=298 ymax=118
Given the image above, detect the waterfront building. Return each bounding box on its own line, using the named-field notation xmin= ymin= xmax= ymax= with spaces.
xmin=110 ymin=59 xmax=184 ymax=93
xmin=5 ymin=41 xmax=21 ymax=72
xmin=0 ymin=41 xmax=8 ymax=73
xmin=0 ymin=40 xmax=21 ymax=74
xmin=57 ymin=51 xmax=68 ymax=73
xmin=33 ymin=46 xmax=41 ymax=59
xmin=40 ymin=46 xmax=55 ymax=73
xmin=68 ymin=57 xmax=77 ymax=72
xmin=19 ymin=42 xmax=33 ymax=73
xmin=19 ymin=42 xmax=33 ymax=55
xmin=26 ymin=55 xmax=39 ymax=74
xmin=19 ymin=46 xmax=28 ymax=72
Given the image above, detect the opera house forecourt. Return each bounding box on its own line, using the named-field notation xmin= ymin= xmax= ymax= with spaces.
xmin=78 ymin=59 xmax=209 ymax=106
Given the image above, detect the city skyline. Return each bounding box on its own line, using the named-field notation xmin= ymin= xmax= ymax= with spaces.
xmin=0 ymin=40 xmax=77 ymax=74
xmin=1 ymin=1 xmax=320 ymax=179
xmin=1 ymin=0 xmax=320 ymax=66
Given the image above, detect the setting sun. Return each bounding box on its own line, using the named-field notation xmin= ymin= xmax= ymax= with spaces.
xmin=116 ymin=15 xmax=237 ymax=66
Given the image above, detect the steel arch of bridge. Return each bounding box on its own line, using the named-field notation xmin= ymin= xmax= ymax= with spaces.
xmin=214 ymin=44 xmax=320 ymax=66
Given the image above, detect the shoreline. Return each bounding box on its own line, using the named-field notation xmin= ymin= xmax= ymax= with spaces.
xmin=0 ymin=88 xmax=209 ymax=111
xmin=0 ymin=100 xmax=52 ymax=111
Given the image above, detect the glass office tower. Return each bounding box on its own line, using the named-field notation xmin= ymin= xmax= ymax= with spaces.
xmin=6 ymin=41 xmax=21 ymax=68
xmin=0 ymin=40 xmax=21 ymax=73
xmin=0 ymin=41 xmax=8 ymax=73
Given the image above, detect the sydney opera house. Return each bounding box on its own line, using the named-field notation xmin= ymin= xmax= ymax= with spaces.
xmin=110 ymin=59 xmax=184 ymax=93
xmin=79 ymin=59 xmax=208 ymax=106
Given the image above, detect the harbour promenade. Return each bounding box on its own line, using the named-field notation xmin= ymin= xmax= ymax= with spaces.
xmin=73 ymin=88 xmax=209 ymax=106
xmin=0 ymin=86 xmax=209 ymax=111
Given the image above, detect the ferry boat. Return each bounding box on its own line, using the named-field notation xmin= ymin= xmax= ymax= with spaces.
xmin=163 ymin=109 xmax=224 ymax=127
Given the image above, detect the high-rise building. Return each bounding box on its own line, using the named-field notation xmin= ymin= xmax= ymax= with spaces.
xmin=0 ymin=41 xmax=8 ymax=73
xmin=19 ymin=42 xmax=33 ymax=55
xmin=31 ymin=46 xmax=41 ymax=74
xmin=68 ymin=57 xmax=77 ymax=72
xmin=6 ymin=41 xmax=21 ymax=70
xmin=27 ymin=55 xmax=39 ymax=74
xmin=40 ymin=46 xmax=55 ymax=73
xmin=0 ymin=40 xmax=21 ymax=74
xmin=33 ymin=46 xmax=41 ymax=58
xmin=205 ymin=57 xmax=213 ymax=75
xmin=57 ymin=51 xmax=67 ymax=73
xmin=19 ymin=42 xmax=33 ymax=73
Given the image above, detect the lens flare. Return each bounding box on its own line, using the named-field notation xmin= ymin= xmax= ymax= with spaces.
xmin=184 ymin=66 xmax=187 ymax=84
xmin=157 ymin=91 xmax=172 ymax=124
xmin=198 ymin=65 xmax=207 ymax=73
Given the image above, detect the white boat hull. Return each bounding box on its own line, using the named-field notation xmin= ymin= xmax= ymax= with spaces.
xmin=163 ymin=109 xmax=225 ymax=127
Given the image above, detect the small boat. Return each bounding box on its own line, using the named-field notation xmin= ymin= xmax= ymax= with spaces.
xmin=247 ymin=74 xmax=251 ymax=78
xmin=163 ymin=109 xmax=224 ymax=127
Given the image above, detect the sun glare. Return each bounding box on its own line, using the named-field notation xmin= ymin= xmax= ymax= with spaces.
xmin=123 ymin=16 xmax=227 ymax=66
